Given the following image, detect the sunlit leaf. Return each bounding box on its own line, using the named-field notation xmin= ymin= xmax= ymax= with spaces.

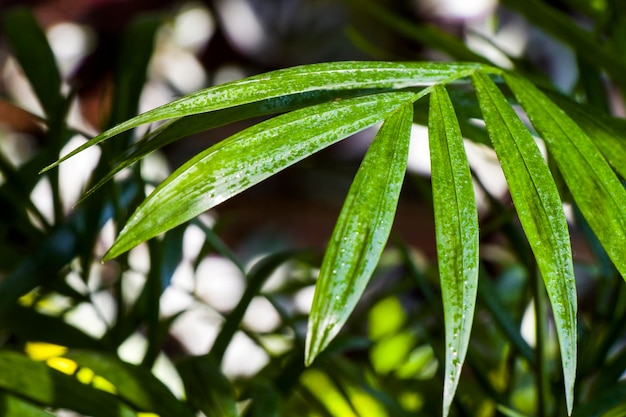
xmin=474 ymin=71 xmax=577 ymax=414
xmin=428 ymin=85 xmax=479 ymax=417
xmin=0 ymin=351 xmax=136 ymax=417
xmin=42 ymin=61 xmax=488 ymax=172
xmin=104 ymin=92 xmax=419 ymax=260
xmin=305 ymin=101 xmax=413 ymax=365
xmin=79 ymin=89 xmax=377 ymax=202
xmin=64 ymin=350 xmax=193 ymax=417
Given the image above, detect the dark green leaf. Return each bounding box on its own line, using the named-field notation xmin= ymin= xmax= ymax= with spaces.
xmin=347 ymin=0 xmax=492 ymax=64
xmin=305 ymin=101 xmax=413 ymax=364
xmin=177 ymin=356 xmax=239 ymax=417
xmin=109 ymin=14 xmax=161 ymax=129
xmin=548 ymin=94 xmax=626 ymax=181
xmin=211 ymin=251 xmax=302 ymax=362
xmin=505 ymin=73 xmax=626 ymax=280
xmin=428 ymin=85 xmax=479 ymax=417
xmin=572 ymin=381 xmax=626 ymax=417
xmin=474 ymin=72 xmax=577 ymax=413
xmin=2 ymin=306 xmax=101 ymax=350
xmin=1 ymin=8 xmax=63 ymax=119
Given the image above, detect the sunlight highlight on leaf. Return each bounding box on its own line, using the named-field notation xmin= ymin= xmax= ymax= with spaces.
xmin=104 ymin=92 xmax=418 ymax=260
xmin=305 ymin=102 xmax=414 ymax=365
xmin=41 ymin=61 xmax=488 ymax=173
xmin=428 ymin=85 xmax=479 ymax=417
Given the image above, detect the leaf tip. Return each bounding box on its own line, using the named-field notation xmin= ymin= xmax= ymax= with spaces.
xmin=39 ymin=161 xmax=59 ymax=174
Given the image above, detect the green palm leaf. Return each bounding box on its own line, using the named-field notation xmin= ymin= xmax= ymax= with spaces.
xmin=305 ymin=102 xmax=414 ymax=365
xmin=474 ymin=71 xmax=577 ymax=414
xmin=428 ymin=85 xmax=479 ymax=417
xmin=104 ymin=92 xmax=418 ymax=260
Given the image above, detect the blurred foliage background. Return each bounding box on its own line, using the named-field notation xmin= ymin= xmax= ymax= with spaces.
xmin=1 ymin=0 xmax=626 ymax=416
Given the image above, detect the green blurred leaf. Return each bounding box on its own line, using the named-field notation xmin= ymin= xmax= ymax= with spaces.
xmin=2 ymin=306 xmax=101 ymax=350
xmin=42 ymin=61 xmax=487 ymax=172
xmin=370 ymin=331 xmax=415 ymax=375
xmin=1 ymin=8 xmax=63 ymax=119
xmin=0 ymin=393 xmax=55 ymax=417
xmin=0 ymin=351 xmax=136 ymax=417
xmin=109 ymin=14 xmax=161 ymax=129
xmin=65 ymin=350 xmax=193 ymax=417
xmin=305 ymin=101 xmax=413 ymax=365
xmin=505 ymin=73 xmax=626 ymax=280
xmin=368 ymin=296 xmax=407 ymax=341
xmin=347 ymin=0 xmax=492 ymax=64
xmin=473 ymin=72 xmax=577 ymax=413
xmin=177 ymin=356 xmax=239 ymax=417
xmin=104 ymin=92 xmax=418 ymax=260
xmin=501 ymin=0 xmax=626 ymax=88
xmin=428 ymin=84 xmax=479 ymax=417
xmin=497 ymin=404 xmax=530 ymax=417
xmin=244 ymin=379 xmax=281 ymax=417
xmin=477 ymin=269 xmax=534 ymax=365
xmin=210 ymin=250 xmax=302 ymax=362
xmin=572 ymin=381 xmax=626 ymax=417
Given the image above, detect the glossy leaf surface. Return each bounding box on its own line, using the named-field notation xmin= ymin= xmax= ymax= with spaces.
xmin=104 ymin=92 xmax=418 ymax=260
xmin=473 ymin=71 xmax=577 ymax=413
xmin=428 ymin=85 xmax=479 ymax=417
xmin=42 ymin=61 xmax=486 ymax=172
xmin=305 ymin=102 xmax=413 ymax=365
xmin=80 ymin=90 xmax=378 ymax=201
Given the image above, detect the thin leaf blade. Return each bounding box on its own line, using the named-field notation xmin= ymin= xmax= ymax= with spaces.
xmin=305 ymin=102 xmax=413 ymax=365
xmin=428 ymin=85 xmax=479 ymax=417
xmin=504 ymin=73 xmax=626 ymax=280
xmin=1 ymin=8 xmax=63 ymax=119
xmin=474 ymin=71 xmax=577 ymax=414
xmin=104 ymin=92 xmax=419 ymax=260
xmin=42 ymin=61 xmax=487 ymax=172
xmin=79 ymin=89 xmax=381 ymax=202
